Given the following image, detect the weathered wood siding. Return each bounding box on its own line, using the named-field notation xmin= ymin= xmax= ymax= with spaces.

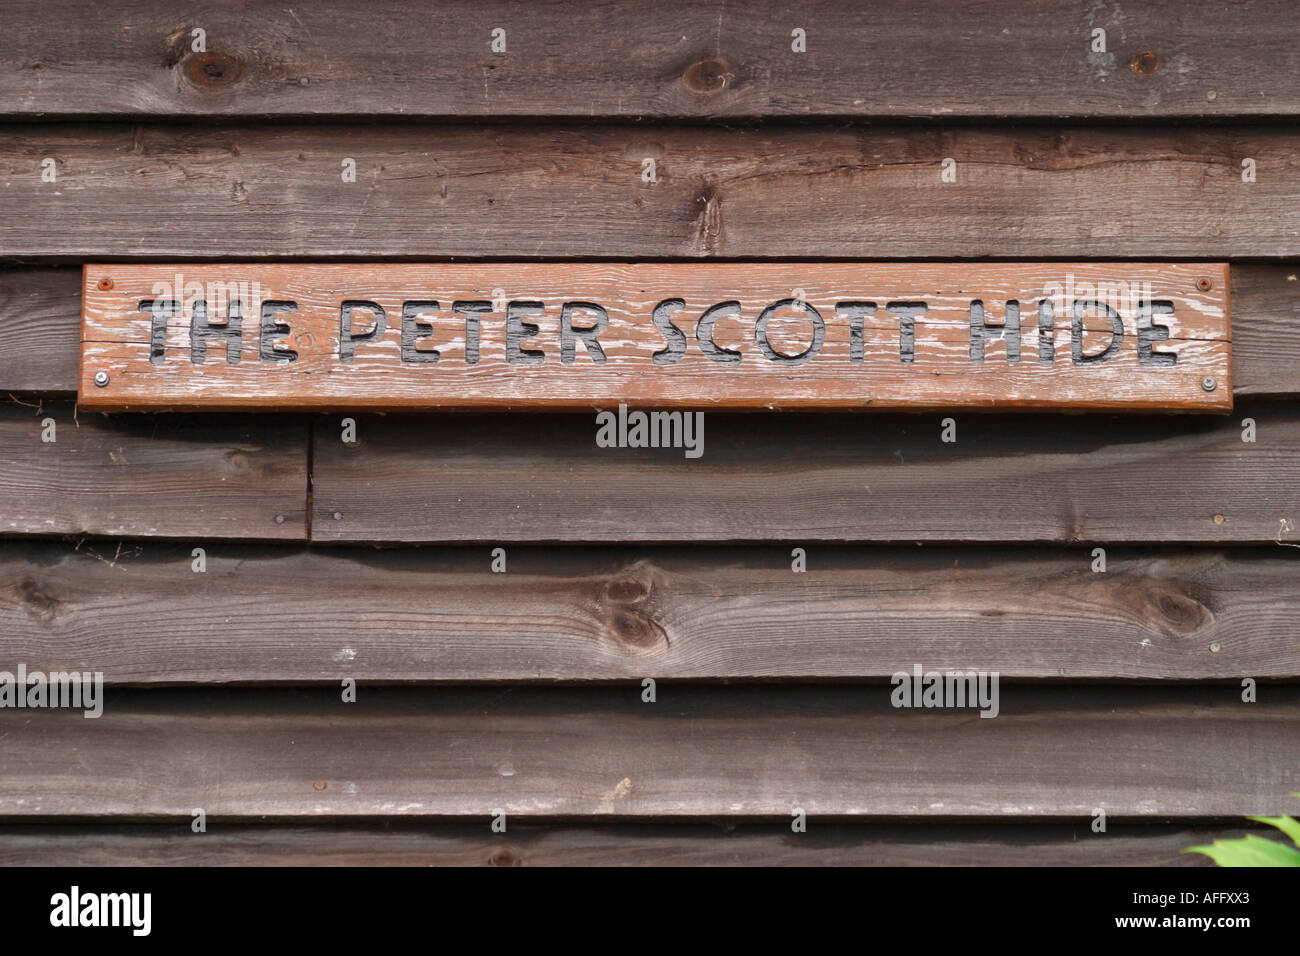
xmin=0 ymin=0 xmax=1296 ymax=865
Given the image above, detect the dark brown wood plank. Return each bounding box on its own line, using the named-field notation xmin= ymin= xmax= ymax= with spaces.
xmin=1 ymin=1 xmax=1296 ymax=119
xmin=0 ymin=401 xmax=307 ymax=539
xmin=310 ymin=402 xmax=1300 ymax=544
xmin=0 ymin=686 xmax=1294 ymax=818
xmin=4 ymin=124 xmax=1299 ymax=259
xmin=0 ymin=268 xmax=80 ymax=392
xmin=3 ymin=542 xmax=1297 ymax=682
xmin=1229 ymin=265 xmax=1300 ymax=397
xmin=0 ymin=822 xmax=1242 ymax=866
xmin=7 ymin=264 xmax=1300 ymax=398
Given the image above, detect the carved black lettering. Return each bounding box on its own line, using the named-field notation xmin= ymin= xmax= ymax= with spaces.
xmin=696 ymin=301 xmax=742 ymax=364
xmin=651 ymin=299 xmax=688 ymax=366
xmin=885 ymin=302 xmax=926 ymax=364
xmin=139 ymin=299 xmax=178 ymax=364
xmin=1137 ymin=300 xmax=1177 ymax=367
xmin=400 ymin=300 xmax=440 ymax=364
xmin=835 ymin=302 xmax=877 ymax=364
xmin=755 ymin=298 xmax=824 ymax=364
xmin=190 ymin=299 xmax=242 ymax=365
xmin=506 ymin=301 xmax=545 ymax=364
xmin=1072 ymin=299 xmax=1124 ymax=364
xmin=452 ymin=300 xmax=491 ymax=364
xmin=1037 ymin=298 xmax=1055 ymax=364
xmin=969 ymin=300 xmax=1021 ymax=364
xmin=339 ymin=300 xmax=387 ymax=363
xmin=259 ymin=301 xmax=298 ymax=363
xmin=560 ymin=302 xmax=608 ymax=364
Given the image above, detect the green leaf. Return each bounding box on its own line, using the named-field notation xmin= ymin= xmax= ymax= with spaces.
xmin=1184 ymin=834 xmax=1300 ymax=867
xmin=1247 ymin=814 xmax=1300 ymax=848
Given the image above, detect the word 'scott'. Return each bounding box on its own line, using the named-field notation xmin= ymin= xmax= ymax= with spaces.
xmin=79 ymin=263 xmax=1231 ymax=411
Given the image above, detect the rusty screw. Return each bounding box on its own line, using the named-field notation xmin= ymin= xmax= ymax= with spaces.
xmin=1196 ymin=276 xmax=1213 ymax=292
xmin=1132 ymin=52 xmax=1159 ymax=75
xmin=96 ymin=278 xmax=113 ymax=291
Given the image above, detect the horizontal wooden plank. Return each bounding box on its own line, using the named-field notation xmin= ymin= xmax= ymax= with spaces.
xmin=1229 ymin=265 xmax=1300 ymax=397
xmin=3 ymin=264 xmax=1295 ymax=398
xmin=1 ymin=1 xmax=1297 ymax=119
xmin=0 ymin=401 xmax=307 ymax=539
xmin=4 ymin=124 xmax=1300 ymax=259
xmin=77 ymin=262 xmax=1233 ymax=413
xmin=3 ymin=542 xmax=1297 ymax=682
xmin=0 ymin=686 xmax=1294 ymax=818
xmin=310 ymin=402 xmax=1300 ymax=544
xmin=0 ymin=823 xmax=1242 ymax=866
xmin=0 ymin=267 xmax=80 ymax=391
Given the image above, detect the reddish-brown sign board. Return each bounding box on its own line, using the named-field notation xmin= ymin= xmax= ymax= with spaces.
xmin=79 ymin=263 xmax=1231 ymax=411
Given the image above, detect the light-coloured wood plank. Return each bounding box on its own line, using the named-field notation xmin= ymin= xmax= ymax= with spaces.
xmin=78 ymin=262 xmax=1231 ymax=412
xmin=7 ymin=265 xmax=1299 ymax=397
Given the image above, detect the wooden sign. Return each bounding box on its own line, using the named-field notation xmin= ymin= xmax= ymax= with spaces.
xmin=79 ymin=263 xmax=1231 ymax=411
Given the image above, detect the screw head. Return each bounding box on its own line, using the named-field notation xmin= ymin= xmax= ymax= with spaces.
xmin=93 ymin=370 xmax=109 ymax=387
xmin=1201 ymin=377 xmax=1217 ymax=391
xmin=332 ymin=511 xmax=343 ymax=521
xmin=274 ymin=514 xmax=286 ymax=524
xmin=96 ymin=277 xmax=113 ymax=291
xmin=1132 ymin=52 xmax=1159 ymax=75
xmin=1196 ymin=276 xmax=1213 ymax=292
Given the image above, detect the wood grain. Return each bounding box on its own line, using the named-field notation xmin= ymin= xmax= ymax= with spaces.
xmin=7 ymin=264 xmax=1299 ymax=397
xmin=0 ymin=686 xmax=1294 ymax=818
xmin=3 ymin=542 xmax=1296 ymax=682
xmin=0 ymin=401 xmax=307 ymax=539
xmin=1229 ymin=265 xmax=1300 ymax=397
xmin=310 ymin=403 xmax=1300 ymax=544
xmin=78 ymin=262 xmax=1232 ymax=412
xmin=0 ymin=267 xmax=80 ymax=391
xmin=0 ymin=1 xmax=1296 ymax=119
xmin=4 ymin=124 xmax=1299 ymax=259
xmin=0 ymin=823 xmax=1239 ymax=866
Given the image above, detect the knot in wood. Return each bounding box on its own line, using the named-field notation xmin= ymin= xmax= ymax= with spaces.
xmin=682 ymin=57 xmax=734 ymax=95
xmin=1142 ymin=581 xmax=1215 ymax=637
xmin=16 ymin=576 xmax=62 ymax=622
xmin=602 ymin=576 xmax=651 ymax=605
xmin=608 ymin=609 xmax=666 ymax=652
